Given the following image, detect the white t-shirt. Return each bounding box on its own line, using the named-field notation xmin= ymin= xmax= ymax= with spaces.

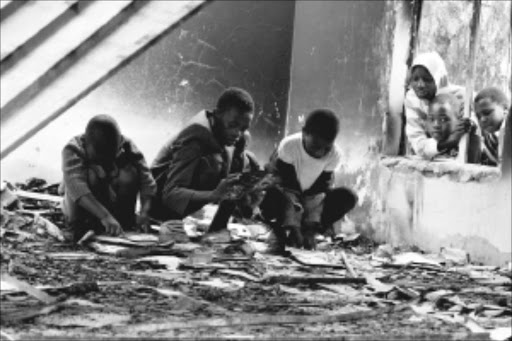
xmin=277 ymin=132 xmax=341 ymax=191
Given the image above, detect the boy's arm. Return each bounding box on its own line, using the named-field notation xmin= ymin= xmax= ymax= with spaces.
xmin=304 ymin=171 xmax=333 ymax=196
xmin=62 ymin=146 xmax=122 ymax=235
xmin=125 ymin=139 xmax=156 ymax=218
xmin=274 ymin=158 xmax=302 ymax=193
xmin=467 ymin=130 xmax=482 ymax=164
xmin=267 ymin=145 xmax=301 ymax=193
xmin=160 ymin=139 xmax=236 ymax=217
xmin=405 ymin=106 xmax=439 ymax=158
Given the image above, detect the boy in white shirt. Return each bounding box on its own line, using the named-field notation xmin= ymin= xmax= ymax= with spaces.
xmin=261 ymin=109 xmax=358 ymax=251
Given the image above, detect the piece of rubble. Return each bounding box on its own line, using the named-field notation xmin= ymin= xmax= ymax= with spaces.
xmin=0 ymin=330 xmax=15 ymax=341
xmin=92 ymin=234 xmax=160 ymax=247
xmin=217 ymin=269 xmax=262 ymax=282
xmin=39 ymin=313 xmax=130 ymax=328
xmin=45 ymin=252 xmax=97 ymax=261
xmin=202 ymin=229 xmax=232 ymax=244
xmin=391 ymin=252 xmax=442 ymax=268
xmin=122 ymin=304 xmax=410 ymax=332
xmin=289 ymin=249 xmax=346 ymax=268
xmin=161 ymin=220 xmax=193 ymax=243
xmin=14 ymin=189 xmax=62 ymax=204
xmin=186 ymin=250 xmax=214 ymax=265
xmin=374 ymin=244 xmax=395 ymax=259
xmin=1 ymin=303 xmax=63 ymax=323
xmin=227 ymin=223 xmax=252 ymax=240
xmin=0 ymin=209 xmax=64 ymax=242
xmin=264 ymin=274 xmax=366 ymax=285
xmin=440 ymin=247 xmax=470 ymax=265
xmin=1 ymin=182 xmax=20 ymax=209
xmin=182 ymin=217 xmax=210 ymax=237
xmin=364 ymin=274 xmax=394 ymax=294
xmin=425 ymin=289 xmax=455 ymax=302
xmin=137 ymin=256 xmax=182 ymax=270
xmin=1 ymin=274 xmax=58 ymax=304
xmin=340 ymin=250 xmax=358 ymax=277
xmin=8 ymin=259 xmax=38 ymax=276
xmin=32 ymin=214 xmax=64 ymax=242
xmin=223 ymin=242 xmax=256 ymax=257
xmin=196 ymin=278 xmax=245 ymax=291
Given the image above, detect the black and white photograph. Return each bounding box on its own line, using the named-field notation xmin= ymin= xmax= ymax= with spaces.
xmin=0 ymin=0 xmax=511 ymax=339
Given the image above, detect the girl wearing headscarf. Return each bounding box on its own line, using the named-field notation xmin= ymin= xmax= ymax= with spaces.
xmin=404 ymin=51 xmax=472 ymax=159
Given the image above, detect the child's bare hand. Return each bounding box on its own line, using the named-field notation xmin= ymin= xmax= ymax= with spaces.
xmin=136 ymin=213 xmax=150 ymax=233
xmin=211 ymin=174 xmax=241 ymax=202
xmin=449 ymin=118 xmax=472 ymax=142
xmin=100 ymin=215 xmax=123 ymax=236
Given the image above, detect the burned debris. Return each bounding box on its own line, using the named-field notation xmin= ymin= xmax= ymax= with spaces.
xmin=1 ymin=178 xmax=510 ymax=339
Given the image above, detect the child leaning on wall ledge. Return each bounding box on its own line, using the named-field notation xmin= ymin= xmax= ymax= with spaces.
xmin=404 ymin=51 xmax=470 ymax=160
xmin=425 ymin=90 xmax=480 ymax=163
xmin=474 ymin=87 xmax=510 ymax=167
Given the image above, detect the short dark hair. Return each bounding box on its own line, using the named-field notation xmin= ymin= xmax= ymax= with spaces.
xmin=430 ymin=92 xmax=463 ymax=118
xmin=303 ymin=108 xmax=340 ymax=142
xmin=216 ymin=87 xmax=255 ymax=114
xmin=475 ymin=87 xmax=510 ymax=108
xmin=85 ymin=114 xmax=121 ymax=149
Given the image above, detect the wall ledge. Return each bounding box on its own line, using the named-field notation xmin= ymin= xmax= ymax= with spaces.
xmin=380 ymin=156 xmax=500 ymax=183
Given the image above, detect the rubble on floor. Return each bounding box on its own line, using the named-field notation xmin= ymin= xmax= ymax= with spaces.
xmin=0 ymin=179 xmax=511 ymax=339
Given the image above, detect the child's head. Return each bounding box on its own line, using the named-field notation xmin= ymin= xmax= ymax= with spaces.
xmin=427 ymin=92 xmax=462 ymax=142
xmin=84 ymin=115 xmax=122 ymax=164
xmin=302 ymin=109 xmax=339 ymax=158
xmin=214 ymin=87 xmax=254 ymax=146
xmin=409 ymin=52 xmax=448 ymax=100
xmin=474 ymin=87 xmax=509 ymax=134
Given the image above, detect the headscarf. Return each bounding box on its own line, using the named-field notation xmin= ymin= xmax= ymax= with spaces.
xmin=410 ymin=51 xmax=449 ymax=92
xmin=405 ymin=51 xmax=464 ymax=121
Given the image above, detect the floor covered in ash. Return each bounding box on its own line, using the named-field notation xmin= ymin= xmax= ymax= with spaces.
xmin=0 ymin=179 xmax=511 ymax=340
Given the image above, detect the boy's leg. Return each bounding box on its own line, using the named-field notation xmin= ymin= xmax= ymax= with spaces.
xmin=111 ymin=164 xmax=139 ymax=230
xmin=259 ymin=187 xmax=298 ymax=252
xmin=321 ymin=187 xmax=358 ymax=236
xmin=302 ymin=193 xmax=326 ymax=250
xmin=302 ymin=193 xmax=326 ymax=224
xmin=209 ymin=200 xmax=236 ymax=232
xmin=280 ymin=190 xmax=304 ymax=248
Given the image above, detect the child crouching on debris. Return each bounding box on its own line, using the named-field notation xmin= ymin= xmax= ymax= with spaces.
xmin=60 ymin=115 xmax=156 ymax=242
xmin=474 ymin=87 xmax=510 ymax=166
xmin=260 ymin=109 xmax=358 ymax=253
xmin=425 ymin=91 xmax=480 ymax=162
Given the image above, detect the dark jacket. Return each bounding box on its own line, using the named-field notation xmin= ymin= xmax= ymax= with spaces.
xmin=150 ymin=111 xmax=259 ymax=221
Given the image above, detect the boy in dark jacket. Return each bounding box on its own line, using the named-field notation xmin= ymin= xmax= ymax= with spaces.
xmin=150 ymin=87 xmax=259 ymax=230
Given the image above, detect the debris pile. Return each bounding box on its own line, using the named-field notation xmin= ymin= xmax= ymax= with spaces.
xmin=0 ymin=178 xmax=511 ymax=339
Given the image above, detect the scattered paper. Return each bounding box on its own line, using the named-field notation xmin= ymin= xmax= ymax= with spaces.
xmin=40 ymin=313 xmax=130 ymax=328
xmin=138 ymin=256 xmax=181 ymax=270
xmin=392 ymin=252 xmax=442 ymax=267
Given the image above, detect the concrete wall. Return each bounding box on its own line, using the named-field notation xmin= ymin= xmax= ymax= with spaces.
xmin=286 ymin=1 xmax=392 ymax=169
xmin=1 ymin=0 xmax=295 ymax=183
xmin=418 ymin=0 xmax=511 ymax=94
xmin=286 ymin=0 xmax=394 ymax=226
xmin=374 ymin=158 xmax=510 ymax=266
